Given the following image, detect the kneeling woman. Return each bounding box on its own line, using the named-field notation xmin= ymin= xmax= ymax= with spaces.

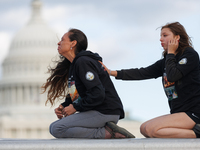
xmin=102 ymin=22 xmax=200 ymax=138
xmin=42 ymin=29 xmax=135 ymax=139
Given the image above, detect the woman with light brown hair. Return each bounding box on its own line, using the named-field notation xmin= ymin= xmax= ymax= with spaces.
xmin=102 ymin=22 xmax=200 ymax=138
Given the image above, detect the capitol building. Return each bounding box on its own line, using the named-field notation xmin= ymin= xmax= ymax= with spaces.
xmin=0 ymin=0 xmax=58 ymax=138
xmin=0 ymin=0 xmax=143 ymax=139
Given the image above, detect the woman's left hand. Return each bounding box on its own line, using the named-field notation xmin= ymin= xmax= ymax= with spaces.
xmin=168 ymin=38 xmax=179 ymax=54
xmin=62 ymin=104 xmax=76 ymax=117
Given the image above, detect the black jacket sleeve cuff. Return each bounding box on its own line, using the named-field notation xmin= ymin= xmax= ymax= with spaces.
xmin=61 ymin=96 xmax=72 ymax=107
xmin=166 ymin=53 xmax=175 ymax=59
xmin=72 ymin=102 xmax=82 ymax=111
xmin=115 ymin=70 xmax=123 ymax=79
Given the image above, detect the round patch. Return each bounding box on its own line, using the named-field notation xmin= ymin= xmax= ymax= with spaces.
xmin=179 ymin=58 xmax=187 ymax=65
xmin=86 ymin=71 xmax=94 ymax=81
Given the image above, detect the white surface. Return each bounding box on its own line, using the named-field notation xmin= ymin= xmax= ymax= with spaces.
xmin=0 ymin=138 xmax=200 ymax=150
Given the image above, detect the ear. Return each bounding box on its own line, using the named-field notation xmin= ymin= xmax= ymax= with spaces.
xmin=71 ymin=40 xmax=77 ymax=48
xmin=175 ymin=35 xmax=180 ymax=41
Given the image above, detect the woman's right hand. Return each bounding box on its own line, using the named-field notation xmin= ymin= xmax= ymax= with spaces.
xmin=54 ymin=104 xmax=64 ymax=119
xmin=99 ymin=61 xmax=109 ymax=73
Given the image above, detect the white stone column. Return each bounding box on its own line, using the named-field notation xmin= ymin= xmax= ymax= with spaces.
xmin=36 ymin=86 xmax=42 ymax=105
xmin=21 ymin=128 xmax=26 ymax=138
xmin=5 ymin=87 xmax=10 ymax=105
xmin=32 ymin=86 xmax=38 ymax=104
xmin=11 ymin=86 xmax=17 ymax=105
xmin=1 ymin=88 xmax=5 ymax=105
xmin=24 ymin=85 xmax=30 ymax=104
xmin=17 ymin=86 xmax=23 ymax=104
xmin=39 ymin=91 xmax=47 ymax=105
xmin=18 ymin=128 xmax=25 ymax=138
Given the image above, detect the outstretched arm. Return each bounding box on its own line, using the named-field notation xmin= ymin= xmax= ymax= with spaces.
xmin=99 ymin=60 xmax=163 ymax=80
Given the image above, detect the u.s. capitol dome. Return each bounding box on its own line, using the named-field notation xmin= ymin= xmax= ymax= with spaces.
xmin=0 ymin=0 xmax=59 ymax=138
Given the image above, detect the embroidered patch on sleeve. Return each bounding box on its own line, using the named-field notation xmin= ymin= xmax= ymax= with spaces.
xmin=179 ymin=58 xmax=187 ymax=65
xmin=86 ymin=71 xmax=94 ymax=81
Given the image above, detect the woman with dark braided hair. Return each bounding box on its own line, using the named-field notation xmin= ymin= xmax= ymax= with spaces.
xmin=101 ymin=22 xmax=200 ymax=138
xmin=42 ymin=29 xmax=135 ymax=139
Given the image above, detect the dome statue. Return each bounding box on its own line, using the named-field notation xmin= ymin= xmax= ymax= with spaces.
xmin=0 ymin=0 xmax=58 ymax=138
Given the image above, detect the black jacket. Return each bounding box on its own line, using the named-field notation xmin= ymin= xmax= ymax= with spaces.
xmin=62 ymin=50 xmax=124 ymax=119
xmin=116 ymin=47 xmax=200 ymax=114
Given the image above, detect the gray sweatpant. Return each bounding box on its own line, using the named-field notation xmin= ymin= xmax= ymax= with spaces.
xmin=49 ymin=110 xmax=120 ymax=139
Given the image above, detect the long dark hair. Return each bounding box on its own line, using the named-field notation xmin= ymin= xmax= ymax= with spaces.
xmin=161 ymin=22 xmax=193 ymax=56
xmin=42 ymin=28 xmax=88 ymax=106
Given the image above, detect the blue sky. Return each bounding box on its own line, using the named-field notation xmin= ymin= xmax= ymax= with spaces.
xmin=0 ymin=0 xmax=200 ymax=121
